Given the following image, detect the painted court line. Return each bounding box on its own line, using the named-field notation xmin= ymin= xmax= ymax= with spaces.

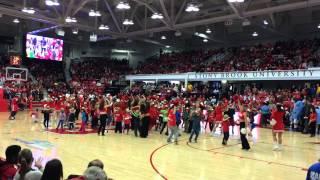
xmin=186 ymin=139 xmax=308 ymax=171
xmin=149 ymin=138 xmax=188 ymax=180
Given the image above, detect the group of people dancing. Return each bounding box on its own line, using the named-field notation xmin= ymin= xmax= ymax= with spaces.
xmin=22 ymin=88 xmax=293 ymax=152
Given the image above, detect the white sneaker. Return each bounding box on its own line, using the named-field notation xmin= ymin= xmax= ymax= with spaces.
xmin=273 ymin=143 xmax=279 ymax=151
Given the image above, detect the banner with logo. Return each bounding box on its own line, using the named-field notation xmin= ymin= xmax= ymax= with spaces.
xmin=126 ymin=69 xmax=320 ymax=81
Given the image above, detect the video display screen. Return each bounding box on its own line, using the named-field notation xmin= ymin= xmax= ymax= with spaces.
xmin=26 ymin=34 xmax=63 ymax=61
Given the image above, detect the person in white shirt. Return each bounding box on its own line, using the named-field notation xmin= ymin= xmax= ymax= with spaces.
xmin=14 ymin=149 xmax=43 ymax=180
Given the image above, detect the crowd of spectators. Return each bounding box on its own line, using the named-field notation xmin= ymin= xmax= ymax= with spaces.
xmin=70 ymin=58 xmax=130 ymax=96
xmin=135 ymin=39 xmax=320 ymax=74
xmin=0 ymin=145 xmax=110 ymax=180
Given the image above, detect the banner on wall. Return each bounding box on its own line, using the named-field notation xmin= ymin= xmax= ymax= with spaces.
xmin=126 ymin=69 xmax=320 ymax=81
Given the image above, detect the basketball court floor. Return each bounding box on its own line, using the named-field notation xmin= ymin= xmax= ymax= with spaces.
xmin=0 ymin=111 xmax=317 ymax=180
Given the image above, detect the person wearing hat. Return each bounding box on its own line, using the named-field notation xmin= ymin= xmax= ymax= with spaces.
xmin=222 ymin=114 xmax=230 ymax=145
xmin=0 ymin=145 xmax=21 ymax=179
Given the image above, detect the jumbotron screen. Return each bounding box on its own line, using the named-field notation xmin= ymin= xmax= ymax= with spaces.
xmin=26 ymin=34 xmax=63 ymax=61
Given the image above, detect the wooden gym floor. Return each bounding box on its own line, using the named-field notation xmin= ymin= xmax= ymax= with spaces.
xmin=0 ymin=111 xmax=318 ymax=180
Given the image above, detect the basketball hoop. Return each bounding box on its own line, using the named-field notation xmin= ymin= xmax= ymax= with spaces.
xmin=5 ymin=67 xmax=28 ymax=82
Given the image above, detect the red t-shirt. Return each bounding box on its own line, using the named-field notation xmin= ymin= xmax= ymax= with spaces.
xmin=271 ymin=111 xmax=285 ymax=131
xmin=310 ymin=112 xmax=317 ymax=123
xmin=124 ymin=113 xmax=131 ymax=125
xmin=215 ymin=106 xmax=223 ymax=122
xmin=207 ymin=112 xmax=215 ymax=122
xmin=114 ymin=111 xmax=123 ymax=122
xmin=168 ymin=110 xmax=176 ymax=127
xmin=0 ymin=159 xmax=18 ymax=180
xmin=222 ymin=120 xmax=230 ymax=132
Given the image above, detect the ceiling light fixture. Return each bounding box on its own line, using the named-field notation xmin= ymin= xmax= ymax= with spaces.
xmin=165 ymin=45 xmax=170 ymax=48
xmin=203 ymin=39 xmax=208 ymax=43
xmin=99 ymin=24 xmax=109 ymax=30
xmin=123 ymin=19 xmax=134 ymax=25
xmin=151 ymin=13 xmax=164 ymax=19
xmin=90 ymin=33 xmax=97 ymax=42
xmin=263 ymin=20 xmax=269 ymax=25
xmin=65 ymin=16 xmax=77 ymax=23
xmin=72 ymin=29 xmax=78 ymax=34
xmin=185 ymin=3 xmax=200 ymax=12
xmin=252 ymin=32 xmax=258 ymax=37
xmin=161 ymin=35 xmax=166 ymax=40
xmin=13 ymin=18 xmax=20 ymax=23
xmin=22 ymin=7 xmax=35 ymax=14
xmin=116 ymin=1 xmax=130 ymax=10
xmin=318 ymin=24 xmax=320 ymax=29
xmin=89 ymin=10 xmax=101 ymax=17
xmin=45 ymin=0 xmax=60 ymax=6
xmin=227 ymin=0 xmax=245 ymax=3
xmin=206 ymin=28 xmax=211 ymax=34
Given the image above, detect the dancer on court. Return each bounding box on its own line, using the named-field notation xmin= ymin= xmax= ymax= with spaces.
xmin=79 ymin=108 xmax=87 ymax=133
xmin=222 ymin=114 xmax=230 ymax=145
xmin=41 ymin=105 xmax=53 ymax=130
xmin=9 ymin=95 xmax=18 ymax=120
xmin=56 ymin=108 xmax=66 ymax=131
xmin=189 ymin=106 xmax=201 ymax=143
xmin=167 ymin=105 xmax=178 ymax=145
xmin=98 ymin=101 xmax=107 ymax=136
xmin=238 ymin=105 xmax=250 ymax=150
xmin=212 ymin=102 xmax=223 ymax=135
xmin=270 ymin=103 xmax=285 ymax=150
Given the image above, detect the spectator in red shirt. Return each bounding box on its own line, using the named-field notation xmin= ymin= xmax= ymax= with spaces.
xmin=0 ymin=145 xmax=21 ymax=180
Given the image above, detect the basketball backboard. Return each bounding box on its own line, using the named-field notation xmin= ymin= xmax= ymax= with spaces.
xmin=5 ymin=67 xmax=28 ymax=82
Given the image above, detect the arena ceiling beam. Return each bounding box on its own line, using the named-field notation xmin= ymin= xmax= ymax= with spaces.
xmin=71 ymin=0 xmax=95 ymax=16
xmin=131 ymin=0 xmax=172 ymax=28
xmin=226 ymin=0 xmax=291 ymax=39
xmin=159 ymin=0 xmax=172 ymax=26
xmin=103 ymin=0 xmax=122 ymax=33
xmin=173 ymin=0 xmax=187 ymax=24
xmin=0 ymin=5 xmax=121 ymax=37
xmin=65 ymin=0 xmax=75 ymax=18
xmin=124 ymin=0 xmax=320 ymax=37
xmin=125 ymin=4 xmax=140 ymax=32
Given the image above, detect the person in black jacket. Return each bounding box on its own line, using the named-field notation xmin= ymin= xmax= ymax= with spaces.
xmin=302 ymin=99 xmax=312 ymax=133
xmin=42 ymin=105 xmax=53 ymax=130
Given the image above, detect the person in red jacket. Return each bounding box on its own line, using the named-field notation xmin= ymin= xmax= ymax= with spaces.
xmin=114 ymin=107 xmax=123 ymax=133
xmin=0 ymin=145 xmax=21 ymax=180
xmin=167 ymin=105 xmax=179 ymax=145
xmin=222 ymin=115 xmax=230 ymax=145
